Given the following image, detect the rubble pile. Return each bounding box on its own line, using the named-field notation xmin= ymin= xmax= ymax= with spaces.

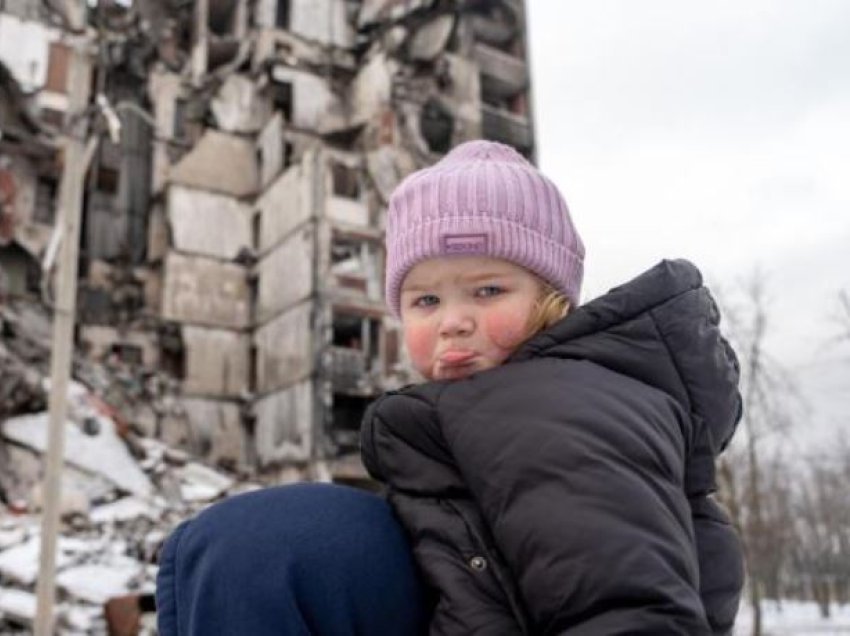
xmin=0 ymin=298 xmax=267 ymax=634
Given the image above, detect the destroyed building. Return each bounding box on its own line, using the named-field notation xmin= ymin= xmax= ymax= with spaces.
xmin=1 ymin=0 xmax=536 ymax=481
xmin=0 ymin=0 xmax=535 ymax=629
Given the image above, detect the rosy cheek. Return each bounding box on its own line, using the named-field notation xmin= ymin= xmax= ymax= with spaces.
xmin=404 ymin=324 xmax=437 ymax=374
xmin=484 ymin=310 xmax=529 ymax=352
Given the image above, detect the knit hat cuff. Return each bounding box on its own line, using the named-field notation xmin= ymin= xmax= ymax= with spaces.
xmin=386 ymin=218 xmax=584 ymax=316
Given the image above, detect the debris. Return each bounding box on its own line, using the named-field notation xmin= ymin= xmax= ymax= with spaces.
xmin=0 ymin=526 xmax=26 ymax=550
xmin=89 ymin=497 xmax=158 ymax=525
xmin=211 ymin=74 xmax=270 ymax=134
xmin=0 ymin=587 xmax=37 ymax=629
xmin=2 ymin=412 xmax=153 ymax=498
xmin=0 ymin=536 xmax=72 ymax=586
xmin=58 ymin=604 xmax=102 ymax=633
xmin=366 ymin=146 xmax=405 ymax=204
xmin=176 ymin=462 xmax=235 ymax=503
xmin=29 ymin=480 xmax=90 ymax=518
xmin=408 ymin=14 xmax=455 ymax=62
xmin=56 ymin=559 xmax=143 ymax=605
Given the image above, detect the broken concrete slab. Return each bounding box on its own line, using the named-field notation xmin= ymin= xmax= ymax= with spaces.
xmin=169 ymin=130 xmax=260 ymax=197
xmin=269 ymin=64 xmax=340 ymax=132
xmin=350 ymin=52 xmax=396 ymax=127
xmin=180 ymin=398 xmax=245 ymax=468
xmin=480 ymin=102 xmax=532 ymax=151
xmin=56 ymin=558 xmax=144 ymax=605
xmin=288 ymin=0 xmax=355 ymax=48
xmin=252 ymin=27 xmax=355 ymax=74
xmin=156 ymin=407 xmax=195 ymax=457
xmin=0 ymin=536 xmax=72 ymax=586
xmin=0 ymin=587 xmax=37 ymax=630
xmin=254 ymin=300 xmax=313 ymax=394
xmin=380 ymin=25 xmax=409 ymax=55
xmin=90 ymin=496 xmax=159 ymax=525
xmin=175 ymin=462 xmax=235 ymax=502
xmin=167 ymin=185 xmax=255 ymax=261
xmin=255 ymin=157 xmax=315 ymax=254
xmin=256 ymin=224 xmax=315 ymax=323
xmin=181 ymin=326 xmax=250 ymax=398
xmin=58 ymin=604 xmax=102 ymax=633
xmin=161 ymin=252 xmax=250 ymax=329
xmin=0 ymin=342 xmax=46 ymax=419
xmin=253 ymin=381 xmax=313 ymax=465
xmin=4 ymin=441 xmax=118 ymax=514
xmin=408 ymin=14 xmax=455 ymax=62
xmin=2 ymin=412 xmax=153 ymax=498
xmin=211 ymin=73 xmax=271 ymax=134
xmin=29 ymin=480 xmax=90 ymax=518
xmin=474 ymin=41 xmax=528 ymax=99
xmin=366 ymin=146 xmax=409 ymax=205
xmin=78 ymin=325 xmax=161 ymax=370
xmin=258 ymin=112 xmax=285 ymax=189
xmin=327 ymin=196 xmax=369 ymax=227
xmin=357 ymin=0 xmax=435 ymax=29
xmin=442 ymin=53 xmax=484 ymax=126
xmin=0 ymin=525 xmax=26 ymax=551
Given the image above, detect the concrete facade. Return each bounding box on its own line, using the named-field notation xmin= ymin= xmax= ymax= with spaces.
xmin=161 ymin=252 xmax=250 ymax=329
xmin=1 ymin=0 xmax=536 ymax=479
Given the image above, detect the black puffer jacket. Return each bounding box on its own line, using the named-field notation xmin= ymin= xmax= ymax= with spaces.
xmin=361 ymin=260 xmax=744 ymax=635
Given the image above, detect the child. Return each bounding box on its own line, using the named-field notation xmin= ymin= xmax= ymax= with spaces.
xmin=156 ymin=140 xmax=742 ymax=636
xmin=360 ymin=140 xmax=744 ymax=634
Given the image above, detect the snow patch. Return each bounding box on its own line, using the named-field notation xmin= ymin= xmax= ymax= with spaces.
xmin=56 ymin=560 xmax=142 ymax=604
xmin=2 ymin=412 xmax=152 ymax=497
xmin=0 ymin=587 xmax=37 ymax=626
xmin=90 ymin=496 xmax=158 ymax=524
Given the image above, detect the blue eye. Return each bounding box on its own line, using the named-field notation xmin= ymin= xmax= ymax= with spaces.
xmin=412 ymin=294 xmax=440 ymax=308
xmin=476 ymin=285 xmax=504 ymax=298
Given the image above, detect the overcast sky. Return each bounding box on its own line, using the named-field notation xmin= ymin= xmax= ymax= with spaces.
xmin=526 ymin=1 xmax=850 ymax=447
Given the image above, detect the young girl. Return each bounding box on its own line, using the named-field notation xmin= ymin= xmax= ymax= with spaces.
xmin=359 ymin=139 xmax=744 ymax=634
xmin=156 ymin=140 xmax=742 ymax=636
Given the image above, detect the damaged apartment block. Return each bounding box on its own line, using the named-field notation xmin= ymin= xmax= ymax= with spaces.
xmin=1 ymin=0 xmax=536 ymax=483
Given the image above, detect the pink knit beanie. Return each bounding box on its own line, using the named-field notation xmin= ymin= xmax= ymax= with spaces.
xmin=385 ymin=140 xmax=584 ymax=316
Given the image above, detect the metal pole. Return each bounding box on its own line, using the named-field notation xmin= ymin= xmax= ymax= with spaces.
xmin=191 ymin=0 xmax=209 ymax=86
xmin=33 ymin=3 xmax=91 ymax=632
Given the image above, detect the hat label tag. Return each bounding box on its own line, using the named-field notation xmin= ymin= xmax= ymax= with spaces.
xmin=442 ymin=233 xmax=489 ymax=255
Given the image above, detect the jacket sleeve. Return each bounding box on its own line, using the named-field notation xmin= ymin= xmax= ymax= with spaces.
xmin=691 ymin=495 xmax=745 ymax=635
xmin=362 ymin=390 xmax=528 ymax=635
xmin=685 ymin=415 xmax=745 ymax=635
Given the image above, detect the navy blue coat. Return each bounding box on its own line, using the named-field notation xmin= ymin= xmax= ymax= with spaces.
xmin=361 ymin=260 xmax=744 ymax=635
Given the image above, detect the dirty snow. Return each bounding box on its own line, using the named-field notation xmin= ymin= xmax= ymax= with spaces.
xmin=735 ymin=600 xmax=850 ymax=635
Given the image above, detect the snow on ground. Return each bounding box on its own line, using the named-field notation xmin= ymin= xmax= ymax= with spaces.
xmin=735 ymin=600 xmax=850 ymax=635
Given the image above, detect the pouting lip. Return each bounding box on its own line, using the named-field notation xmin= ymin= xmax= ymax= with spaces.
xmin=438 ymin=350 xmax=479 ymax=366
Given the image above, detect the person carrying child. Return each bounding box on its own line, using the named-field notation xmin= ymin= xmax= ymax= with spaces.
xmin=157 ymin=140 xmax=744 ymax=635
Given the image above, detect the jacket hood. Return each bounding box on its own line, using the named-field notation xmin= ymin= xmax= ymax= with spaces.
xmin=511 ymin=259 xmax=741 ymax=475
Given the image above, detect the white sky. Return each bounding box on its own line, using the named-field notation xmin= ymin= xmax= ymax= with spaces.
xmin=527 ymin=1 xmax=850 ymax=445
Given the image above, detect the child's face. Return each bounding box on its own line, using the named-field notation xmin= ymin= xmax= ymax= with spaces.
xmin=399 ymin=256 xmax=542 ymax=381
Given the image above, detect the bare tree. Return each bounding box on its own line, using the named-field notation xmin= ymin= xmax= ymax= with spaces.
xmin=720 ymin=276 xmax=850 ymax=625
xmin=716 ymin=272 xmax=800 ymax=636
xmin=790 ymin=435 xmax=850 ymax=618
xmin=794 ymin=452 xmax=850 ymax=618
